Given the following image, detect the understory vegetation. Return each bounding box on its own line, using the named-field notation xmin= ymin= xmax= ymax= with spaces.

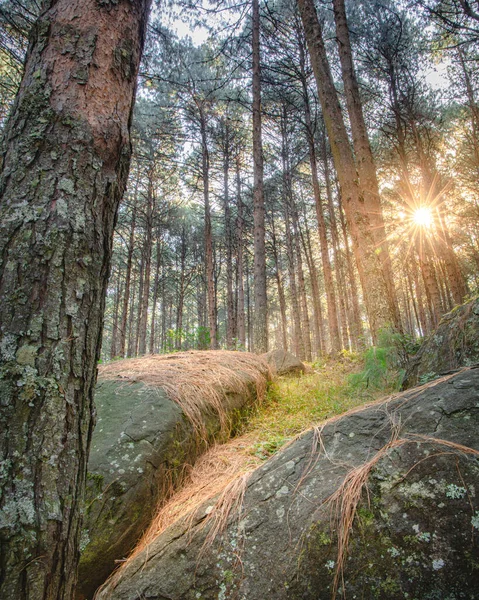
xmin=244 ymin=340 xmax=406 ymax=460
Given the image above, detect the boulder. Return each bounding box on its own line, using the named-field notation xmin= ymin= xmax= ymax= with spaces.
xmin=77 ymin=351 xmax=271 ymax=599
xmin=262 ymin=348 xmax=308 ymax=376
xmin=403 ymin=296 xmax=479 ymax=388
xmin=97 ymin=367 xmax=479 ymax=600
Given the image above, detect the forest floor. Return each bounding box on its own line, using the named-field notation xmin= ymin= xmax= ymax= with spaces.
xmin=132 ymin=349 xmax=403 ymax=556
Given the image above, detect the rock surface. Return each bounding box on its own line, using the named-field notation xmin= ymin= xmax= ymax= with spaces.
xmin=98 ymin=368 xmax=479 ymax=600
xmin=403 ymin=297 xmax=479 ymax=388
xmin=262 ymin=348 xmax=308 ymax=376
xmin=77 ymin=352 xmax=271 ymax=599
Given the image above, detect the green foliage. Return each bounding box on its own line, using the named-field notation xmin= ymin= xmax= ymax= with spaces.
xmin=164 ymin=327 xmax=211 ymax=352
xmin=240 ymin=357 xmax=389 ymax=461
xmin=348 ymin=329 xmax=419 ymax=392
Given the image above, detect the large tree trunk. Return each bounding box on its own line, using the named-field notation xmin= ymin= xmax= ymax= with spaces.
xmin=0 ymin=1 xmax=150 ymax=599
xmin=297 ymin=0 xmax=397 ymax=342
xmin=332 ymin=0 xmax=401 ymax=331
xmin=252 ymin=0 xmax=268 ymax=353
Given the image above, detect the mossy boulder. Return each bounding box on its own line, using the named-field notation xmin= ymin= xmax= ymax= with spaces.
xmin=77 ymin=352 xmax=271 ymax=599
xmin=403 ymin=296 xmax=479 ymax=388
xmin=97 ymin=368 xmax=479 ymax=600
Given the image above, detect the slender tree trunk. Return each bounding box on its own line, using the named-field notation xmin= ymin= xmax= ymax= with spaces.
xmin=297 ymin=0 xmax=397 ymax=342
xmin=134 ymin=253 xmax=145 ymax=355
xmin=291 ymin=198 xmax=312 ymax=361
xmin=127 ymin=269 xmax=138 ymax=358
xmin=0 ymin=1 xmax=150 ymax=598
xmin=149 ymin=234 xmax=162 ymax=354
xmin=110 ymin=267 xmax=122 ymax=359
xmin=271 ymin=216 xmax=289 ymax=352
xmin=223 ymin=129 xmax=235 ymax=349
xmin=138 ymin=175 xmax=154 ymax=355
xmin=416 ymin=234 xmax=443 ymax=328
xmin=434 ymin=206 xmax=467 ymax=305
xmin=332 ymin=0 xmax=401 ymax=331
xmin=301 ymin=217 xmax=326 ymax=356
xmin=407 ymin=266 xmax=422 ymax=337
xmin=410 ymin=255 xmax=428 ymax=336
xmin=252 ymin=0 xmax=268 ymax=352
xmin=236 ymin=155 xmax=246 ymax=348
xmin=176 ymin=227 xmax=187 ymax=351
xmin=245 ymin=252 xmax=253 ymax=350
xmin=281 ymin=118 xmax=304 ymax=359
xmin=337 ymin=198 xmax=364 ymax=348
xmin=199 ymin=107 xmax=217 ymax=349
xmin=119 ymin=198 xmax=137 ymax=358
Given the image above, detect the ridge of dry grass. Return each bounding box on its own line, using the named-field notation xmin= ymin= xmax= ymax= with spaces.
xmin=99 ymin=350 xmax=272 ymax=439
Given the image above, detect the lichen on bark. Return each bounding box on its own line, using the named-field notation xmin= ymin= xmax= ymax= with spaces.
xmin=0 ymin=1 xmax=151 ymax=598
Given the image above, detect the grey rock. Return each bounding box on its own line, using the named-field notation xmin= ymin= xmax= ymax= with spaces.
xmin=77 ymin=354 xmax=270 ymax=599
xmin=262 ymin=349 xmax=308 ymax=376
xmin=403 ymin=296 xmax=479 ymax=389
xmin=98 ymin=368 xmax=479 ymax=600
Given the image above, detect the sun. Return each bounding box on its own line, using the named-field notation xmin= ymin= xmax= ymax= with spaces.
xmin=413 ymin=206 xmax=433 ymax=227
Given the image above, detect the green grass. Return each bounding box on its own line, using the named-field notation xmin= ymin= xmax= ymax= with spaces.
xmin=240 ymin=352 xmax=401 ymax=461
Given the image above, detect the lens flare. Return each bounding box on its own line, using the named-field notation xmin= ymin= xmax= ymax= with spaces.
xmin=413 ymin=206 xmax=433 ymax=227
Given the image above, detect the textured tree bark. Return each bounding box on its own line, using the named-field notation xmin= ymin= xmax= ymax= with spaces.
xmin=252 ymin=0 xmax=268 ymax=353
xmin=332 ymin=0 xmax=401 ymax=332
xmin=0 ymin=1 xmax=151 ymax=598
xmin=284 ymin=201 xmax=304 ymax=360
xmin=297 ymin=0 xmax=396 ymax=342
